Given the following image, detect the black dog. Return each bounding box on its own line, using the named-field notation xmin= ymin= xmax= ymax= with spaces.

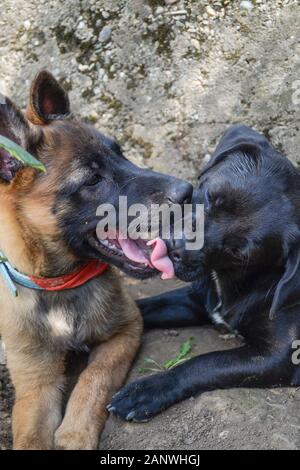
xmin=109 ymin=125 xmax=300 ymax=422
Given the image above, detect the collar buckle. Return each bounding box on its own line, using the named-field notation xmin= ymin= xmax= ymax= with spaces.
xmin=0 ymin=252 xmax=18 ymax=297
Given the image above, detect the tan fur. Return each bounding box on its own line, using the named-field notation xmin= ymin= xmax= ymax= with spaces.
xmin=55 ymin=315 xmax=142 ymax=450
xmin=0 ymin=73 xmax=143 ymax=449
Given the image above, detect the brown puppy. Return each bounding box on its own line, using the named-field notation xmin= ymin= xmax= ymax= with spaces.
xmin=0 ymin=71 xmax=192 ymax=450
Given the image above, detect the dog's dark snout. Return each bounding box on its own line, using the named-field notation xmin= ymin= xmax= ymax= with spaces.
xmin=167 ymin=238 xmax=186 ymax=262
xmin=167 ymin=236 xmax=204 ymax=267
xmin=168 ymin=181 xmax=193 ymax=205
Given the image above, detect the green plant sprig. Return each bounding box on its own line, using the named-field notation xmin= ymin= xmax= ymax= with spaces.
xmin=0 ymin=135 xmax=46 ymax=173
xmin=139 ymin=337 xmax=195 ymax=374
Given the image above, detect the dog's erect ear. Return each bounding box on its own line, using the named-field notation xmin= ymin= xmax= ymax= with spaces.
xmin=0 ymin=96 xmax=30 ymax=182
xmin=270 ymin=242 xmax=300 ymax=319
xmin=200 ymin=125 xmax=272 ymax=177
xmin=26 ymin=70 xmax=70 ymax=125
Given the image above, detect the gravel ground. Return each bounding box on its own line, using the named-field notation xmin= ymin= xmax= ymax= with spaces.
xmin=1 ymin=0 xmax=300 ymax=450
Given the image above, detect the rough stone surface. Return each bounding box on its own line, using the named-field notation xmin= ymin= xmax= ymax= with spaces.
xmin=1 ymin=0 xmax=300 ymax=182
xmin=1 ymin=0 xmax=300 ymax=450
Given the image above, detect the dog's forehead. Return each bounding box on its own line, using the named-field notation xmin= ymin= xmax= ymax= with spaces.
xmin=42 ymin=120 xmax=119 ymax=167
xmin=199 ymin=165 xmax=253 ymax=195
xmin=200 ymin=150 xmax=287 ymax=197
xmin=51 ymin=120 xmax=114 ymax=146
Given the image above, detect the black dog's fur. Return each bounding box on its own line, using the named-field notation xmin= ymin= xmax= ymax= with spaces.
xmin=109 ymin=125 xmax=300 ymax=422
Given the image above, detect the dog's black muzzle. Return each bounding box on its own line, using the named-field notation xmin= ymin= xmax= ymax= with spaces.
xmin=167 ymin=235 xmax=205 ymax=282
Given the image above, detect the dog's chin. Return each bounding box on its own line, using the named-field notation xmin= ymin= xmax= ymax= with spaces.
xmin=117 ymin=263 xmax=158 ymax=280
xmin=173 ymin=263 xmax=203 ymax=283
xmin=87 ymin=232 xmax=158 ymax=280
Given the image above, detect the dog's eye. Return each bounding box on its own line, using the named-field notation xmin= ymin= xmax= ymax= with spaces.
xmin=205 ymin=189 xmax=225 ymax=211
xmin=214 ymin=195 xmax=225 ymax=208
xmin=86 ymin=174 xmax=101 ymax=186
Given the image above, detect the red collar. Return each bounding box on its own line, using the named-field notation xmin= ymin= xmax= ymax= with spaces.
xmin=30 ymin=260 xmax=109 ymax=291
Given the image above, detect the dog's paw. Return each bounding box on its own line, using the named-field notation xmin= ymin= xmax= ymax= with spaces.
xmin=107 ymin=372 xmax=176 ymax=422
xmin=54 ymin=427 xmax=97 ymax=450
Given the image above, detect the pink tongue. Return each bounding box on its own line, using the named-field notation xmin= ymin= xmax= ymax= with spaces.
xmin=118 ymin=237 xmax=175 ymax=280
xmin=118 ymin=238 xmax=149 ymax=264
xmin=147 ymin=238 xmax=175 ymax=280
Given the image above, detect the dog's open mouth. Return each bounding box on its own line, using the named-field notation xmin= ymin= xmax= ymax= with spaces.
xmin=88 ymin=231 xmax=175 ymax=279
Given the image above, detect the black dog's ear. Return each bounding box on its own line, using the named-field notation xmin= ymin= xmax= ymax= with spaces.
xmin=0 ymin=96 xmax=30 ymax=182
xmin=26 ymin=70 xmax=70 ymax=125
xmin=270 ymin=242 xmax=300 ymax=319
xmin=201 ymin=125 xmax=271 ymax=177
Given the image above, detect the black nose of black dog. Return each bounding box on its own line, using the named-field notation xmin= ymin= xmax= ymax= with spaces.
xmin=167 ymin=237 xmax=186 ymax=263
xmin=168 ymin=181 xmax=193 ymax=205
xmin=167 ymin=236 xmax=203 ymax=266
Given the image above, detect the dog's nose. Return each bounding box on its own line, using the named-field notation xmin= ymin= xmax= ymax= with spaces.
xmin=168 ymin=181 xmax=193 ymax=205
xmin=167 ymin=237 xmax=203 ymax=266
xmin=167 ymin=237 xmax=186 ymax=263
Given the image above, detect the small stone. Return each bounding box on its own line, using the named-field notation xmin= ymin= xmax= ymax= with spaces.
xmin=190 ymin=38 xmax=201 ymax=50
xmin=163 ymin=329 xmax=179 ymax=336
xmin=23 ymin=20 xmax=31 ymax=30
xmin=78 ymin=64 xmax=89 ymax=72
xmin=102 ymin=11 xmax=110 ymax=19
xmin=99 ymin=25 xmax=112 ymax=43
xmin=88 ymin=110 xmax=99 ymax=121
xmin=184 ymin=436 xmax=195 ymax=445
xmin=156 ymin=7 xmax=164 ymax=15
xmin=206 ymin=5 xmax=216 ymax=16
xmin=219 ymin=430 xmax=230 ymax=440
xmin=240 ymin=0 xmax=254 ymax=10
xmin=19 ymin=33 xmax=28 ymax=45
xmin=165 ymin=0 xmax=179 ymax=4
xmin=77 ymin=20 xmax=85 ymax=30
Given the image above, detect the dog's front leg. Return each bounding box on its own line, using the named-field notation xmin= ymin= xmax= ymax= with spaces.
xmin=6 ymin=348 xmax=65 ymax=450
xmin=138 ymin=284 xmax=210 ymax=329
xmin=54 ymin=316 xmax=142 ymax=450
xmin=109 ymin=342 xmax=295 ymax=422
